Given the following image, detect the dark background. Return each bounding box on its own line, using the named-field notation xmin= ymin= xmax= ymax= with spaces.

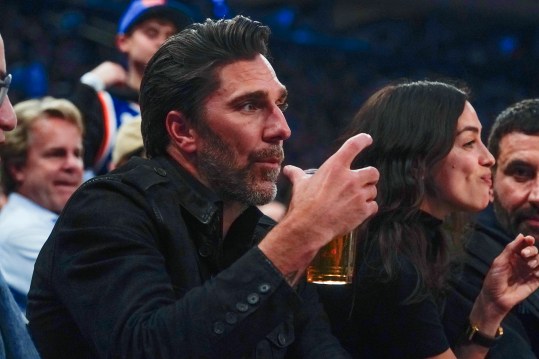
xmin=3 ymin=0 xmax=539 ymax=181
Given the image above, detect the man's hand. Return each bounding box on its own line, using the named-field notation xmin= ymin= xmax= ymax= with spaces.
xmin=258 ymin=133 xmax=379 ymax=286
xmin=90 ymin=61 xmax=128 ymax=88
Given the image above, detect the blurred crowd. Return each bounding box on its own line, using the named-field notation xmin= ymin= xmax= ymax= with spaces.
xmin=2 ymin=2 xmax=539 ymax=358
xmin=2 ymin=0 xmax=539 ymax=175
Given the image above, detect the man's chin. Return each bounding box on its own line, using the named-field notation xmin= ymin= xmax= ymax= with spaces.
xmin=517 ymin=222 xmax=539 ymax=242
xmin=248 ymin=182 xmax=277 ymax=206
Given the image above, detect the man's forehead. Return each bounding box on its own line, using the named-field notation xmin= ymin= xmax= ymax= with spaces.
xmin=215 ymin=56 xmax=285 ymax=98
xmin=498 ymin=132 xmax=539 ymax=165
xmin=135 ymin=17 xmax=178 ymax=31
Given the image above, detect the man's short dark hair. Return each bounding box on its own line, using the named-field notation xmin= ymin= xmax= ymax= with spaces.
xmin=488 ymin=99 xmax=539 ymax=163
xmin=140 ymin=15 xmax=271 ymax=157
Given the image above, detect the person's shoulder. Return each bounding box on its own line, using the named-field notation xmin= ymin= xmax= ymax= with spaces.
xmin=0 ymin=194 xmax=52 ymax=226
xmin=116 ymin=157 xmax=170 ymax=189
xmin=85 ymin=157 xmax=170 ymax=192
xmin=466 ymin=216 xmax=509 ymax=264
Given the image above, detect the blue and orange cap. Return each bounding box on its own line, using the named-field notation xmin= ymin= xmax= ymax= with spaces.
xmin=117 ymin=0 xmax=194 ymax=35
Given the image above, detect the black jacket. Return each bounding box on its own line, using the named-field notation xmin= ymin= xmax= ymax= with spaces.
xmin=27 ymin=156 xmax=348 ymax=359
xmin=443 ymin=205 xmax=539 ymax=358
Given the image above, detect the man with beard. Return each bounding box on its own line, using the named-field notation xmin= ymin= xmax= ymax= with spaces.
xmin=444 ymin=99 xmax=539 ymax=358
xmin=27 ymin=16 xmax=379 ymax=359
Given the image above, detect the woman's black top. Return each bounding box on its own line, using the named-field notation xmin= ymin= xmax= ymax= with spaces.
xmin=321 ymin=212 xmax=451 ymax=359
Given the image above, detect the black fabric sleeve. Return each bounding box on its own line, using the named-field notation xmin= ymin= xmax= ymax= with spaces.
xmin=29 ymin=179 xmax=348 ymax=358
xmin=70 ymin=82 xmax=105 ymax=169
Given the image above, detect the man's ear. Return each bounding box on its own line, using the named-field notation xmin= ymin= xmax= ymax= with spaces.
xmin=165 ymin=110 xmax=197 ymax=153
xmin=7 ymin=162 xmax=24 ymax=185
xmin=116 ymin=34 xmax=129 ymax=54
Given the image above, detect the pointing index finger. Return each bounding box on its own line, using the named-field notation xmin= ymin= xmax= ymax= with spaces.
xmin=328 ymin=133 xmax=373 ymax=169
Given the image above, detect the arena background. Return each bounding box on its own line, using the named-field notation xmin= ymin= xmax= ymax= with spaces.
xmin=3 ymin=0 xmax=539 ymax=201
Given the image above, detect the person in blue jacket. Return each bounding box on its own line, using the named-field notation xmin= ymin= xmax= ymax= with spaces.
xmin=0 ymin=32 xmax=41 ymax=359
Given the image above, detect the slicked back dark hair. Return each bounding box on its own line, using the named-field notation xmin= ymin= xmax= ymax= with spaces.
xmin=488 ymin=99 xmax=539 ymax=164
xmin=140 ymin=15 xmax=271 ymax=157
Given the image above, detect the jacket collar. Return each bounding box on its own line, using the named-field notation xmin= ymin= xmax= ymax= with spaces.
xmin=153 ymin=156 xmax=221 ymax=225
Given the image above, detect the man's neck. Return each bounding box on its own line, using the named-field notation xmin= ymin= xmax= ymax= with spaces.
xmin=222 ymin=201 xmax=248 ymax=238
xmin=126 ymin=62 xmax=144 ymax=91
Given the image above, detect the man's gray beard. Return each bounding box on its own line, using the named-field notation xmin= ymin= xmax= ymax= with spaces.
xmin=197 ymin=127 xmax=280 ymax=206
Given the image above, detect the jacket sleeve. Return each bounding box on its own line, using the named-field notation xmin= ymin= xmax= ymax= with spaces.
xmin=0 ymin=271 xmax=41 ymax=359
xmin=37 ymin=179 xmax=345 ymax=358
xmin=289 ymin=281 xmax=351 ymax=358
xmin=70 ymin=82 xmax=106 ymax=170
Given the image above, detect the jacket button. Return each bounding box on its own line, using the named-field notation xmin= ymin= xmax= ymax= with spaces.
xmin=213 ymin=321 xmax=225 ymax=335
xmin=236 ymin=302 xmax=249 ymax=312
xmin=198 ymin=244 xmax=212 ymax=258
xmin=225 ymin=312 xmax=238 ymax=324
xmin=258 ymin=283 xmax=271 ymax=293
xmin=247 ymin=293 xmax=260 ymax=305
xmin=278 ymin=333 xmax=287 ymax=346
xmin=154 ymin=167 xmax=167 ymax=176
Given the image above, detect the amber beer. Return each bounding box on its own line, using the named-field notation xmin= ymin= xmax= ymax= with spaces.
xmin=306 ymin=231 xmax=356 ymax=285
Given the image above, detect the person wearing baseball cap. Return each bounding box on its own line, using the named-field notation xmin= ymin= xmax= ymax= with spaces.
xmin=118 ymin=0 xmax=193 ymax=35
xmin=72 ymin=0 xmax=197 ymax=177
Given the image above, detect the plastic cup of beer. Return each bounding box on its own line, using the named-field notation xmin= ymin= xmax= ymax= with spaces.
xmin=303 ymin=168 xmax=357 ymax=285
xmin=306 ymin=231 xmax=356 ymax=285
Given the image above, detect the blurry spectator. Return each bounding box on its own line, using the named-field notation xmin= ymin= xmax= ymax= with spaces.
xmin=0 ymin=31 xmax=41 ymax=359
xmin=0 ymin=96 xmax=84 ymax=313
xmin=0 ymin=187 xmax=7 ymax=209
xmin=109 ymin=115 xmax=144 ymax=170
xmin=72 ymin=0 xmax=195 ymax=177
xmin=444 ymin=98 xmax=539 ymax=358
xmin=258 ymin=200 xmax=287 ymax=222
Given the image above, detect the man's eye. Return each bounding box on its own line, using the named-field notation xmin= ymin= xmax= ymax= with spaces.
xmin=513 ymin=169 xmax=534 ymax=182
xmin=278 ymin=102 xmax=289 ymax=112
xmin=242 ymin=103 xmax=258 ymax=111
xmin=506 ymin=165 xmax=535 ymax=182
xmin=144 ymin=29 xmax=158 ymax=38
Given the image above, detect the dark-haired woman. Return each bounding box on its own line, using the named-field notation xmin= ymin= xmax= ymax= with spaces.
xmin=338 ymin=80 xmax=539 ymax=358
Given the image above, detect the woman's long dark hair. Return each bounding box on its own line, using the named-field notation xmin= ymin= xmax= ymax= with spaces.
xmin=343 ymin=80 xmax=469 ymax=304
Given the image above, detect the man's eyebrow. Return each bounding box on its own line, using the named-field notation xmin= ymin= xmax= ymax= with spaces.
xmin=505 ymin=159 xmax=534 ymax=170
xmin=229 ymin=90 xmax=267 ymax=105
xmin=227 ymin=88 xmax=288 ymax=107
